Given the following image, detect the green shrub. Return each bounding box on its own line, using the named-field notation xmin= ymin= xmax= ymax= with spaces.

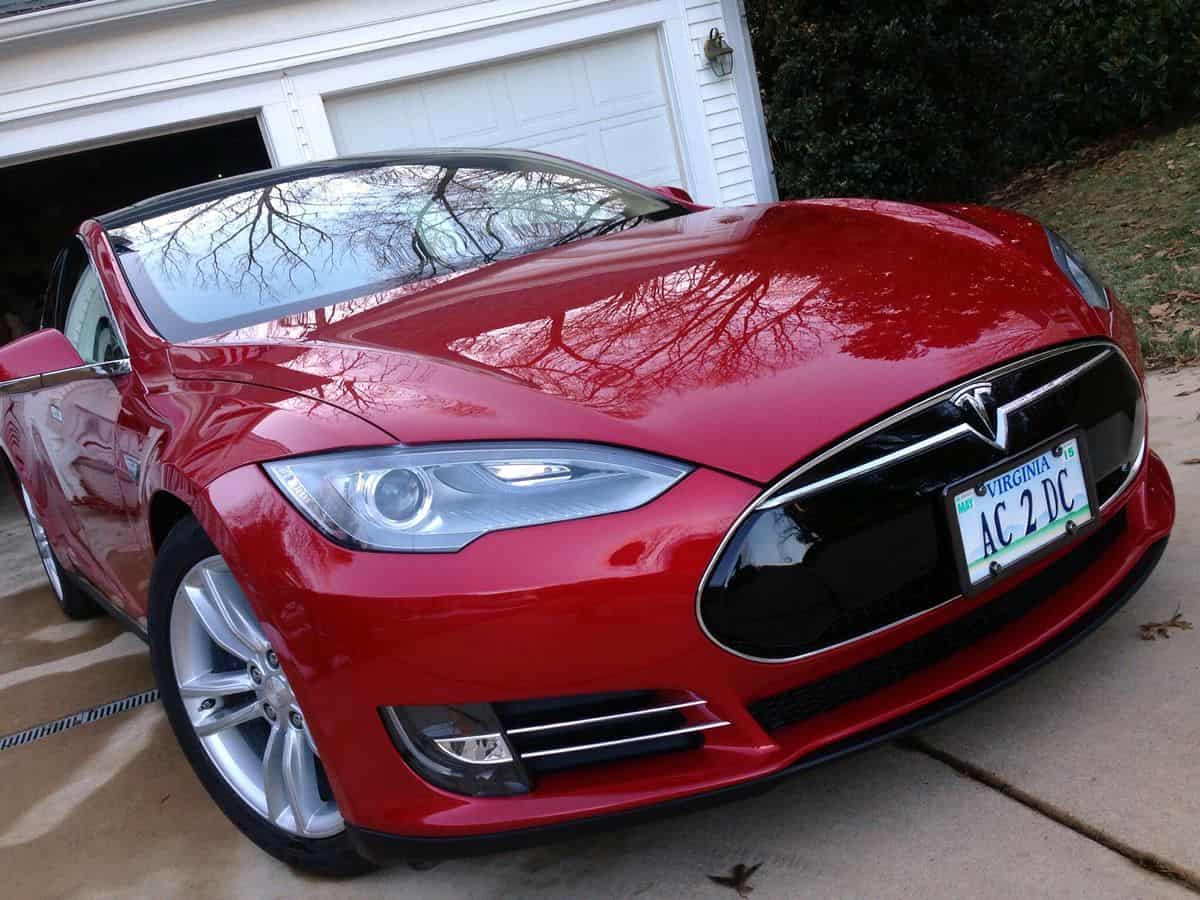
xmin=745 ymin=0 xmax=1200 ymax=200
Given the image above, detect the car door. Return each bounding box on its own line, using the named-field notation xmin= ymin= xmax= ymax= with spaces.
xmin=37 ymin=239 xmax=135 ymax=602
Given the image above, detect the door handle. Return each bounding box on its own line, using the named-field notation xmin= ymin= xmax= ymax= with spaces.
xmin=49 ymin=404 xmax=63 ymax=423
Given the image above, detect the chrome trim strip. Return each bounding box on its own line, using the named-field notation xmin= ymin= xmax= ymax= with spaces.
xmin=759 ymin=424 xmax=974 ymax=508
xmin=0 ymin=359 xmax=131 ymax=395
xmin=40 ymin=359 xmax=132 ymax=388
xmin=0 ymin=374 xmax=43 ymax=395
xmin=505 ymin=700 xmax=708 ymax=736
xmin=518 ymin=721 xmax=730 ymax=760
xmin=987 ymin=347 xmax=1112 ymax=450
xmin=1099 ymin=430 xmax=1147 ymax=513
xmin=754 ymin=341 xmax=1119 ymax=510
xmin=760 ymin=346 xmax=1113 ymax=508
xmin=697 ymin=340 xmax=1144 ymax=665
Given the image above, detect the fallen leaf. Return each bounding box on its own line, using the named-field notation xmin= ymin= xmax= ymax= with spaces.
xmin=1139 ymin=612 xmax=1193 ymax=641
xmin=1148 ymin=303 xmax=1172 ymax=318
xmin=1174 ymin=388 xmax=1199 ymax=397
xmin=709 ymin=863 xmax=763 ymax=898
xmin=1183 ymin=458 xmax=1200 ymax=465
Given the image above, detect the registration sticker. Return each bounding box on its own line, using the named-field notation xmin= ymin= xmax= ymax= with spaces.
xmin=945 ymin=432 xmax=1098 ymax=593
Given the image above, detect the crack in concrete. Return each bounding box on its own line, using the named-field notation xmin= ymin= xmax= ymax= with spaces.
xmin=900 ymin=735 xmax=1200 ymax=895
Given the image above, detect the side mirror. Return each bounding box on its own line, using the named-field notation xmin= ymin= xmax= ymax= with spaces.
xmin=653 ymin=185 xmax=697 ymax=206
xmin=0 ymin=329 xmax=90 ymax=394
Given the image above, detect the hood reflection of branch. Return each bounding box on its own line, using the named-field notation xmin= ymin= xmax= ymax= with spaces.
xmin=285 ymin=343 xmax=490 ymax=418
xmin=450 ymin=262 xmax=830 ymax=417
xmin=124 ymin=164 xmax=647 ymax=304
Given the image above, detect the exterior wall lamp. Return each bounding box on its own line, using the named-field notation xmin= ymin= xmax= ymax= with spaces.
xmin=704 ymin=27 xmax=734 ymax=78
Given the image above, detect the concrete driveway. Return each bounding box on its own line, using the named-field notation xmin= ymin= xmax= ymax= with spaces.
xmin=1 ymin=368 xmax=1197 ymax=899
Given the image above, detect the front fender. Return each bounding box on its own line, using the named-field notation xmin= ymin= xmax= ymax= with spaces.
xmin=114 ymin=377 xmax=393 ymax=620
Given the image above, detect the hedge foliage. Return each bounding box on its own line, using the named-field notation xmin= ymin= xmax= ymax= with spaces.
xmin=744 ymin=1 xmax=1200 ymax=200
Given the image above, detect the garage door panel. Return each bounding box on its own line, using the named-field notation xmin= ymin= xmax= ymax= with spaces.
xmin=327 ymin=86 xmax=431 ymax=152
xmin=527 ymin=132 xmax=596 ymax=168
xmin=421 ymin=69 xmax=506 ymax=143
xmin=580 ymin=31 xmax=663 ymax=112
xmin=325 ymin=29 xmax=683 ymax=189
xmin=600 ymin=114 xmax=678 ymax=185
xmin=503 ymin=53 xmax=581 ymax=127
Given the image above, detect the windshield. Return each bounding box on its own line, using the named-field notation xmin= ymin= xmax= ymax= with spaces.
xmin=109 ymin=154 xmax=684 ymax=342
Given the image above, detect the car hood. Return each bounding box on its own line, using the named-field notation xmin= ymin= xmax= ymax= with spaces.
xmin=167 ymin=201 xmax=1106 ymax=483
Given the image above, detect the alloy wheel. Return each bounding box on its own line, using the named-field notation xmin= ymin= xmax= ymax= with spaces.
xmin=169 ymin=555 xmax=343 ymax=838
xmin=21 ymin=485 xmax=64 ymax=602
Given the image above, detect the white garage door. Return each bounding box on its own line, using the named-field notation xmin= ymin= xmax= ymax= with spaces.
xmin=324 ymin=29 xmax=684 ymax=189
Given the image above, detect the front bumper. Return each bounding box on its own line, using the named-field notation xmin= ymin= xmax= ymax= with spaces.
xmin=200 ymin=448 xmax=1174 ymax=851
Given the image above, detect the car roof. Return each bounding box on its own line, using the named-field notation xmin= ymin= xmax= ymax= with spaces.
xmin=95 ymin=148 xmax=585 ymax=230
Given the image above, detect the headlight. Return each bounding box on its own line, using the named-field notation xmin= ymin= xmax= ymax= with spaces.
xmin=263 ymin=442 xmax=692 ymax=552
xmin=1046 ymin=228 xmax=1109 ymax=310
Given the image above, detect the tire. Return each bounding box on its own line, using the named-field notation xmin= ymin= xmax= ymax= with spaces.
xmin=149 ymin=516 xmax=375 ymax=877
xmin=17 ymin=483 xmax=99 ymax=620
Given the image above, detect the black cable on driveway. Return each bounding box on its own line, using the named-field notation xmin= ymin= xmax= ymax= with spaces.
xmin=0 ymin=689 xmax=160 ymax=752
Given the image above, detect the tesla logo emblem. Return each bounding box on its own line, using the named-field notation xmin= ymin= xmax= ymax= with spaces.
xmin=952 ymin=382 xmax=1005 ymax=449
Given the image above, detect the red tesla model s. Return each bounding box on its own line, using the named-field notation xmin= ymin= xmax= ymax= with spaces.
xmin=0 ymin=151 xmax=1173 ymax=874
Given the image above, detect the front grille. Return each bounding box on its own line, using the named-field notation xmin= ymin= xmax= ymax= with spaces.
xmin=699 ymin=341 xmax=1144 ymax=661
xmin=495 ymin=691 xmax=728 ymax=775
xmin=749 ymin=510 xmax=1126 ymax=732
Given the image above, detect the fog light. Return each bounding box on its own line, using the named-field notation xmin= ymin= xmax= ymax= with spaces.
xmin=435 ymin=734 xmax=512 ymax=764
xmin=381 ymin=703 xmax=529 ymax=797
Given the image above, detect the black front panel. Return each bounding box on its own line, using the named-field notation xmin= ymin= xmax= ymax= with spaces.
xmin=748 ymin=511 xmax=1126 ymax=731
xmin=700 ymin=344 xmax=1143 ymax=661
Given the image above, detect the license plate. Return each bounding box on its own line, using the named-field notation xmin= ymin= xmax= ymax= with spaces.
xmin=945 ymin=432 xmax=1098 ymax=594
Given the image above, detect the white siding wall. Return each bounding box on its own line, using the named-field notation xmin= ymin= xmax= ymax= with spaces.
xmin=683 ymin=0 xmax=757 ymax=205
xmin=0 ymin=0 xmax=773 ymax=204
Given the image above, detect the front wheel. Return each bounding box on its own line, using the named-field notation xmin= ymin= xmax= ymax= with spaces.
xmin=149 ymin=516 xmax=374 ymax=877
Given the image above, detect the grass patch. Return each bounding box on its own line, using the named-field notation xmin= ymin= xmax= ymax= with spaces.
xmin=991 ymin=119 xmax=1200 ymax=368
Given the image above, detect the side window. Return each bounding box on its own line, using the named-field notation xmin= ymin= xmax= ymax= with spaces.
xmin=57 ymin=243 xmax=126 ymax=366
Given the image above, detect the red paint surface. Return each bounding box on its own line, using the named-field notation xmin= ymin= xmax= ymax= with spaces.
xmin=0 ymin=190 xmax=1174 ymax=839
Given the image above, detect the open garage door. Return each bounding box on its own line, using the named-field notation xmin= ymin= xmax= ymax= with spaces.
xmin=324 ymin=29 xmax=685 ymax=190
xmin=0 ymin=118 xmax=271 ymax=344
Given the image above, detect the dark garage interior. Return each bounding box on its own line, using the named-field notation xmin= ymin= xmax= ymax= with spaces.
xmin=0 ymin=117 xmax=271 ymax=343
xmin=0 ymin=117 xmax=270 ymax=504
